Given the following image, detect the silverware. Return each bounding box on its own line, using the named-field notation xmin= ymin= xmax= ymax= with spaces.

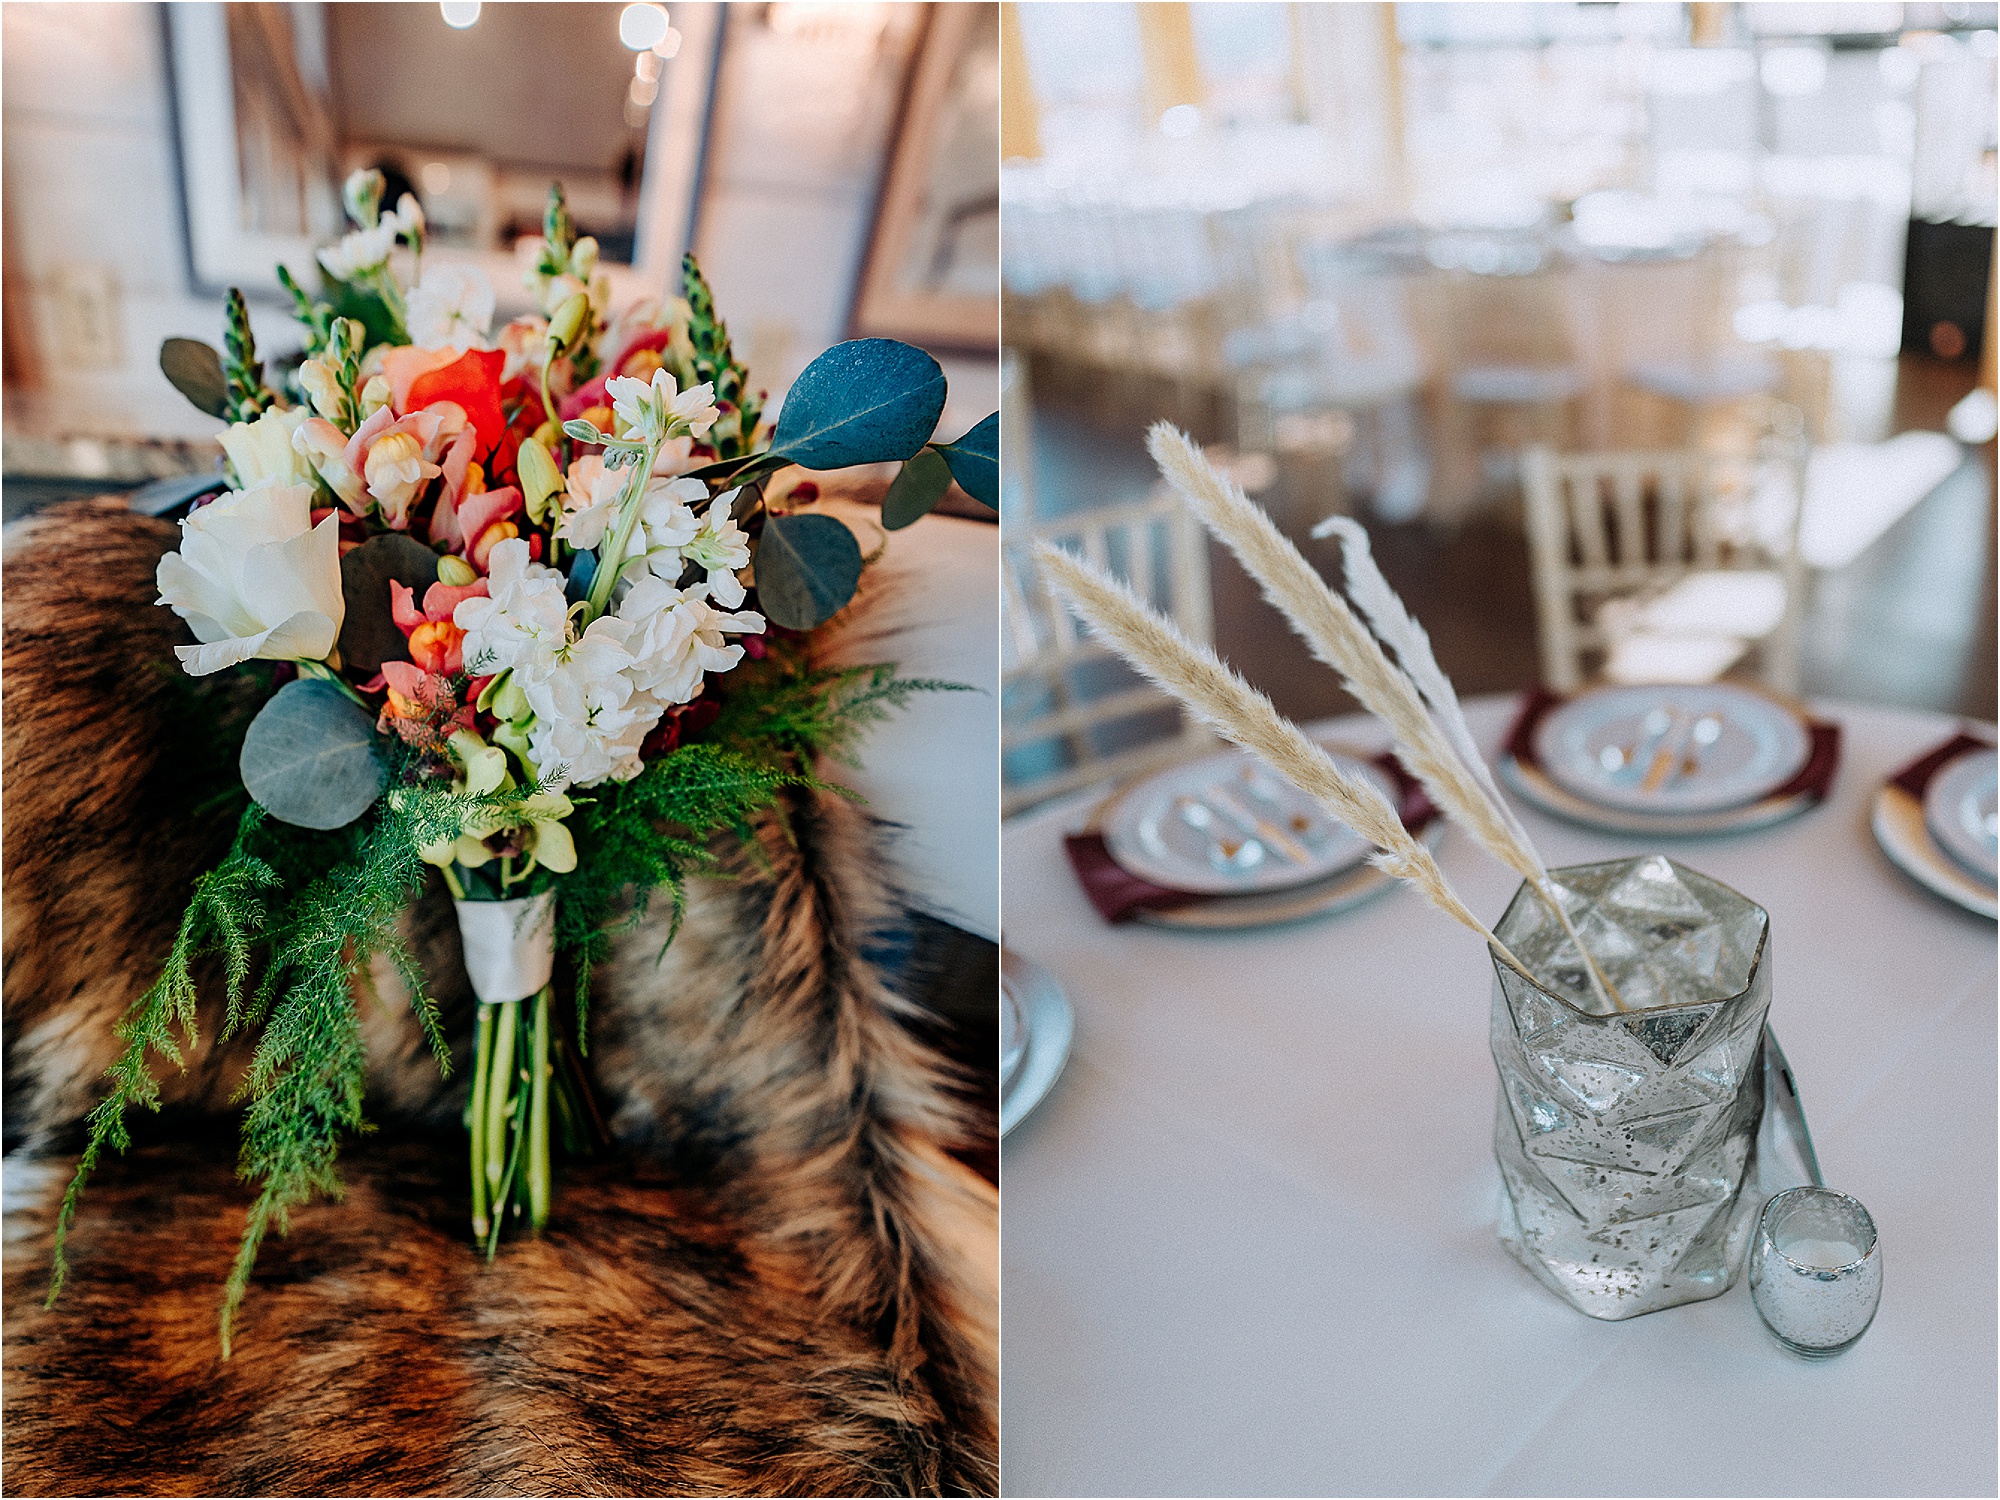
xmin=1676 ymin=714 xmax=1723 ymax=784
xmin=1175 ymin=796 xmax=1265 ymax=871
xmin=1206 ymin=783 xmax=1314 ymax=864
xmin=1640 ymin=709 xmax=1689 ymax=794
xmin=1601 ymin=705 xmax=1674 ymax=778
xmin=1238 ymin=768 xmax=1329 ymax=847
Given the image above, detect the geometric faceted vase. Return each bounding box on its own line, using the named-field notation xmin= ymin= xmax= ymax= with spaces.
xmin=1490 ymin=856 xmax=1772 ymax=1320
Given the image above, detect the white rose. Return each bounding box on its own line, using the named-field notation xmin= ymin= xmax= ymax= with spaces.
xmin=218 ymin=405 xmax=314 ymax=491
xmin=155 ymin=482 xmax=346 ymax=677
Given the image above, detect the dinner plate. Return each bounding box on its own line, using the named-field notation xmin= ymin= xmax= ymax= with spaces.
xmin=1872 ymin=782 xmax=1998 ymax=920
xmin=1081 ymin=775 xmax=1447 ymax=931
xmin=1001 ymin=950 xmax=1075 ymax=1137
xmin=1923 ymin=747 xmax=1998 ymax=884
xmin=1132 ymin=820 xmax=1445 ymax=931
xmin=1001 ymin=978 xmax=1027 ymax=1092
xmin=1500 ymin=751 xmax=1822 ymax=839
xmin=1534 ymin=682 xmax=1812 ymax=815
xmin=1101 ymin=741 xmax=1398 ymax=896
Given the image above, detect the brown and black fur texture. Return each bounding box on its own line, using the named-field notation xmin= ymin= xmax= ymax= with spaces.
xmin=1 ymin=499 xmax=998 ymax=1496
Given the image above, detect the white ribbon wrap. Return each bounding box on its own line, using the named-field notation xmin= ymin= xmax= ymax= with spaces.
xmin=452 ymin=891 xmax=556 ymax=1005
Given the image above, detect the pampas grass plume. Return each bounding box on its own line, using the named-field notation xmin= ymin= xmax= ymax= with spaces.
xmin=1033 ymin=540 xmax=1538 ymax=983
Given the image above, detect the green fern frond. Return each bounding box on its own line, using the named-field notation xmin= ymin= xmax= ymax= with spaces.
xmin=47 ymin=806 xmax=280 ymax=1306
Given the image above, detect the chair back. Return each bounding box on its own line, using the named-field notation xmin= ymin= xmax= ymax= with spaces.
xmin=1521 ymin=411 xmax=1810 ymax=694
xmin=1002 ymin=489 xmax=1215 ymax=817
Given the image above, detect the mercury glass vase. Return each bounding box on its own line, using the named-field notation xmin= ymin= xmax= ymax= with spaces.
xmin=1489 ymin=855 xmax=1772 ymax=1320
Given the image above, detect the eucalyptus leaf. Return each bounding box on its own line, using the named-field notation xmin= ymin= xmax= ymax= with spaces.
xmin=239 ymin=679 xmax=386 ymax=830
xmin=882 ymin=448 xmax=954 ymax=531
xmin=338 ymin=533 xmax=440 ymax=676
xmin=933 ymin=411 xmax=997 ymax=509
xmin=755 ymin=513 xmax=863 ymax=629
xmin=160 ymin=338 xmax=228 ymax=418
xmin=769 ymin=339 xmax=945 ymax=470
xmin=681 ymin=450 xmax=787 ymax=485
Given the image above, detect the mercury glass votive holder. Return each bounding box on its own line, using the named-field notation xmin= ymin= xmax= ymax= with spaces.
xmin=1750 ymin=1187 xmax=1882 ymax=1358
xmin=1489 ymin=855 xmax=1772 ymax=1320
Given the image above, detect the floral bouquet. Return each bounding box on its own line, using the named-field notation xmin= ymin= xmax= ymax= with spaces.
xmin=48 ymin=172 xmax=995 ymax=1353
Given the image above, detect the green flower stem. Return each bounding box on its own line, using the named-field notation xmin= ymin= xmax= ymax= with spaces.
xmin=482 ymin=1047 xmax=529 ymax=1264
xmin=528 ymin=986 xmax=551 ymax=1229
xmin=298 ymin=659 xmax=371 ymax=709
xmin=584 ymin=443 xmax=661 ymax=622
xmin=483 ymin=998 xmax=518 ymax=1197
xmin=372 ymin=266 xmax=409 ymax=341
xmin=468 ymin=1004 xmax=494 ymax=1239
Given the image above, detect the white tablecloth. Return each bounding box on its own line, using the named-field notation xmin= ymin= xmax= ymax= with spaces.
xmin=1001 ymin=697 xmax=1996 ymax=1498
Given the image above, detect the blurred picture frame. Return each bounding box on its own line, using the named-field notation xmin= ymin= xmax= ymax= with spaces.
xmin=161 ymin=0 xmax=723 ymax=311
xmin=851 ymin=2 xmax=999 ymax=351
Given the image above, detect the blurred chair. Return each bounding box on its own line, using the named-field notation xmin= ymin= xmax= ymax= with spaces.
xmin=1618 ymin=236 xmax=1786 ymax=444
xmin=1521 ymin=410 xmax=1810 ymax=694
xmin=1002 ymin=490 xmax=1215 ymax=817
xmin=1431 ymin=252 xmax=1591 ymax=525
xmin=1211 ymin=207 xmax=1423 ymax=507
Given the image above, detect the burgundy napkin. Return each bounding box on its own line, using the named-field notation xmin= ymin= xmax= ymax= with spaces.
xmin=1064 ymin=753 xmax=1438 ymax=925
xmin=1887 ymin=731 xmax=1997 ymax=801
xmin=1502 ymin=685 xmax=1843 ymax=805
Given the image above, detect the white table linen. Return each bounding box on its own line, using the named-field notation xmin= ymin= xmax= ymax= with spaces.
xmin=1001 ymin=696 xmax=1996 ymax=1498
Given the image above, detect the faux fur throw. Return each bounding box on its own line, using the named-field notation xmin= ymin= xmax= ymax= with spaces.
xmin=1 ymin=499 xmax=998 ymax=1496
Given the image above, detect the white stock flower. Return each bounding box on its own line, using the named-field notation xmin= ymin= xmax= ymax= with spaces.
xmin=391 ymin=192 xmax=425 ymax=241
xmin=406 ymin=264 xmax=494 ymax=350
xmin=522 ymin=625 xmax=651 ymax=789
xmin=621 ymin=475 xmax=701 ymax=572
xmin=318 ymin=220 xmax=398 ymax=281
xmin=605 ymin=368 xmax=718 ymax=444
xmin=155 ymin=482 xmax=345 ymax=677
xmin=219 ymin=405 xmax=314 ymax=491
xmin=453 ymin=537 xmax=571 ymax=678
xmin=675 ymin=499 xmax=753 ymax=607
xmin=554 ymin=455 xmax=625 ymax=550
xmin=616 ymin=574 xmax=764 ymax=707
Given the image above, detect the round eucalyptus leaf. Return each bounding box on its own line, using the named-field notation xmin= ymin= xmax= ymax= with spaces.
xmin=934 ymin=411 xmax=997 ymax=509
xmin=769 ymin=339 xmax=945 ymax=471
xmin=882 ymin=448 xmax=954 ymax=531
xmin=159 ymin=338 xmax=228 ymax=418
xmin=755 ymin=513 xmax=863 ymax=630
xmin=338 ymin=533 xmax=440 ymax=677
xmin=240 ymin=679 xmax=386 ymax=830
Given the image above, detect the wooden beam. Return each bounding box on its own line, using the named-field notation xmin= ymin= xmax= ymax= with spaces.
xmin=1000 ymin=2 xmax=1041 ymax=162
xmin=1137 ymin=2 xmax=1205 ymax=127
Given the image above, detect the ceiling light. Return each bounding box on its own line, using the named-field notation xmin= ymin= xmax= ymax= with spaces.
xmin=440 ymin=0 xmax=480 ymax=29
